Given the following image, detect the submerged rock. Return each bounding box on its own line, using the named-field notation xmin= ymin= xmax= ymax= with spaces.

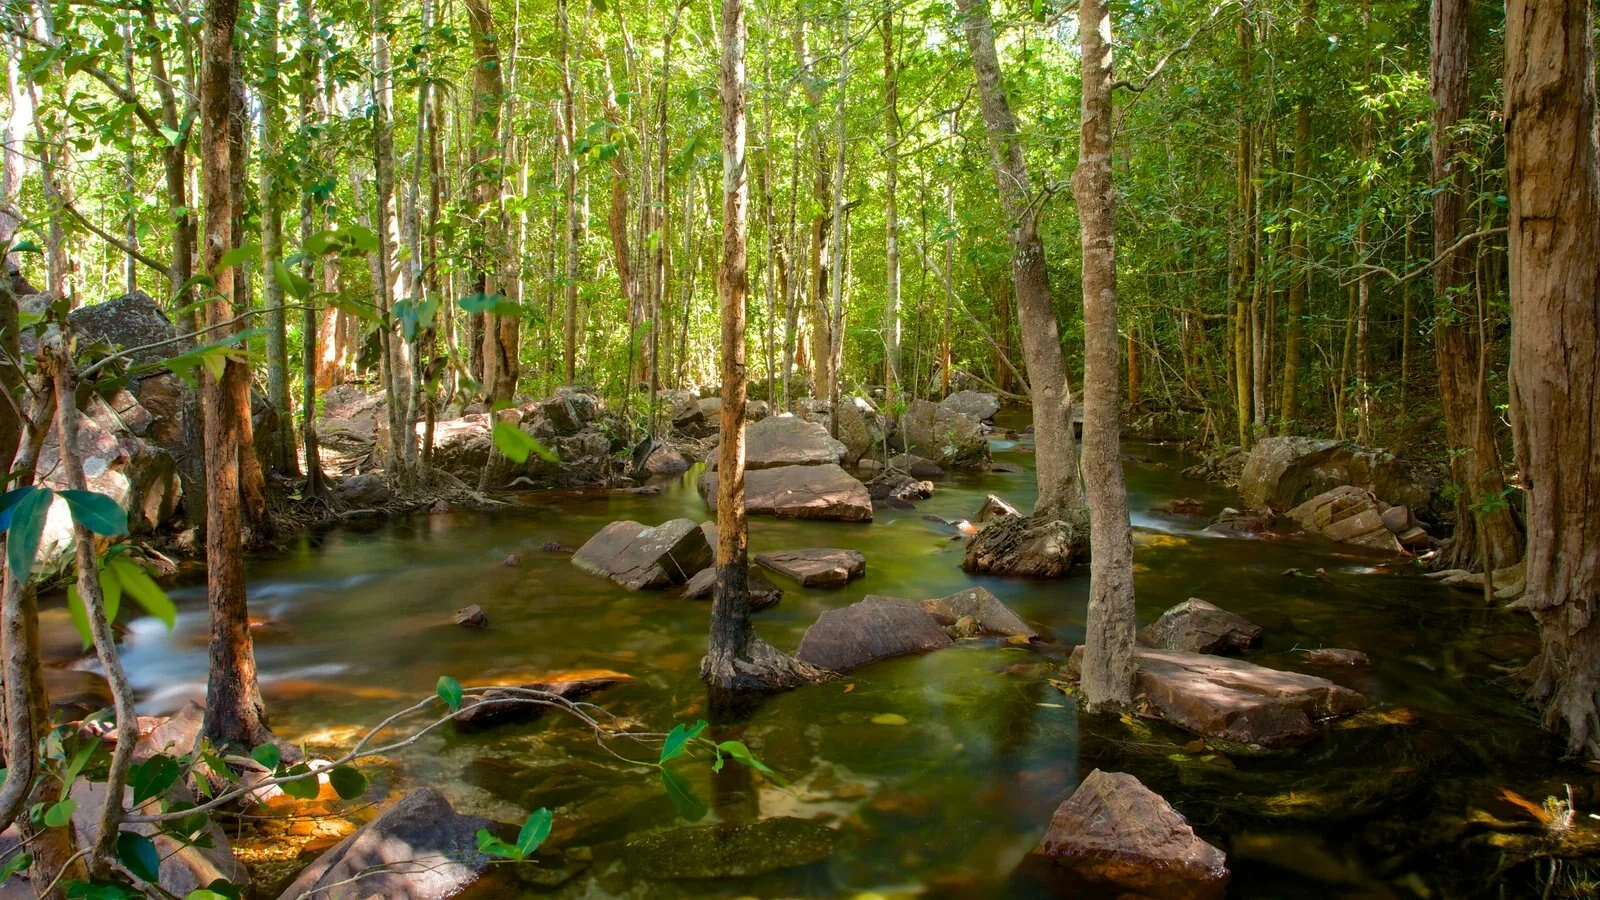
xmin=452 ymin=672 xmax=626 ymax=732
xmin=754 ymin=548 xmax=866 ymax=587
xmin=572 ymin=518 xmax=713 ymax=590
xmin=682 ymin=565 xmax=782 ymax=611
xmin=961 ymin=515 xmax=1077 ymax=578
xmin=624 ymin=817 xmax=835 ymax=879
xmin=276 ymin=787 xmax=496 ymax=899
xmin=1238 ymin=436 xmax=1433 ymax=512
xmin=1027 ymin=769 xmax=1229 ymax=900
xmin=919 ymin=587 xmax=1037 ymax=639
xmin=699 ymin=463 xmax=873 ymax=522
xmin=1139 ymin=598 xmax=1263 ymax=655
xmin=1287 ymin=486 xmax=1404 ymax=553
xmin=794 ymin=596 xmax=953 ymax=673
xmin=1205 ymin=506 xmax=1278 ymax=536
xmin=1069 ymin=646 xmax=1367 ymax=748
xmin=1303 ymin=648 xmax=1371 ymax=667
xmin=453 ymin=604 xmax=489 ymax=629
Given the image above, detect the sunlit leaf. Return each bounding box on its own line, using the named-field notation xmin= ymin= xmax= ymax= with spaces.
xmin=43 ymin=798 xmax=74 ymax=828
xmin=277 ymin=763 xmax=319 ymax=800
xmin=436 ymin=675 xmax=463 ymax=711
xmin=58 ymin=489 xmax=128 ymax=536
xmin=327 ymin=766 xmax=367 ymax=801
xmin=109 ymin=558 xmax=176 ymax=629
xmin=516 ymin=808 xmax=552 ymax=856
xmin=490 ymin=421 xmax=557 ymax=464
xmin=659 ymin=720 xmax=706 ymax=765
xmin=249 ymin=743 xmax=280 ymax=772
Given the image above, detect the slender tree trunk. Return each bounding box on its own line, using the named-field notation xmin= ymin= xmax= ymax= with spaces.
xmin=701 ymin=0 xmax=817 ymax=702
xmin=881 ymin=0 xmax=901 ymax=393
xmin=956 ymin=0 xmax=1084 ymax=523
xmin=1505 ymin=0 xmax=1600 ymax=759
xmin=559 ymin=0 xmax=579 ymax=384
xmin=200 ymin=0 xmax=269 ymax=749
xmin=464 ymin=0 xmax=508 ymax=401
xmin=1431 ymin=0 xmax=1522 ymax=570
xmin=1074 ymin=0 xmax=1135 ymax=709
xmin=1232 ymin=8 xmax=1255 ymax=448
xmin=1353 ymin=0 xmax=1373 ymax=445
xmin=297 ymin=0 xmax=326 ymax=497
xmin=259 ymin=0 xmax=297 ymax=476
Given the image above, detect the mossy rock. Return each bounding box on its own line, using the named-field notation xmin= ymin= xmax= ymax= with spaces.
xmin=624 ymin=816 xmax=836 ymax=879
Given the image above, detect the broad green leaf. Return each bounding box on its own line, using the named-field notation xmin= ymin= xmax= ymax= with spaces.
xmin=475 ymin=827 xmax=523 ymax=860
xmin=516 ymin=808 xmax=552 ymax=856
xmin=64 ymin=880 xmax=142 ymax=899
xmin=0 ymin=485 xmax=35 ymax=531
xmin=116 ymin=831 xmax=161 ymax=882
xmin=659 ymin=720 xmax=706 ymax=765
xmin=43 ymin=798 xmax=75 ymax=827
xmin=187 ymin=881 xmax=242 ymax=900
xmin=714 ymin=740 xmax=777 ymax=778
xmin=7 ymin=239 xmax=41 ymax=254
xmin=0 ymin=851 xmax=32 ymax=882
xmin=272 ymin=259 xmax=312 ymax=301
xmin=215 ymin=243 xmax=259 ymax=272
xmin=6 ymin=486 xmax=53 ymax=583
xmin=277 ymin=763 xmax=319 ymax=800
xmin=658 ymin=767 xmax=707 ymax=822
xmin=129 ymin=754 xmax=180 ymax=807
xmin=327 ymin=765 xmax=367 ymax=800
xmin=249 ymin=743 xmax=280 ymax=771
xmin=339 ymin=224 xmax=378 ymax=253
xmin=66 ymin=584 xmax=92 ymax=649
xmin=100 ymin=563 xmax=122 ymax=629
xmin=490 ymin=421 xmax=557 ymax=465
xmin=109 ymin=558 xmax=176 ymax=629
xmin=436 ymin=675 xmax=463 ymax=711
xmin=58 ymin=489 xmax=129 ymax=536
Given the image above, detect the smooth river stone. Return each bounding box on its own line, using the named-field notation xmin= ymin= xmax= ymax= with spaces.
xmin=571 ymin=518 xmax=712 ymax=590
xmin=699 ymin=464 xmax=872 ymax=522
xmin=754 ymin=548 xmax=866 ymax=587
xmin=795 ymin=596 xmax=952 ymax=673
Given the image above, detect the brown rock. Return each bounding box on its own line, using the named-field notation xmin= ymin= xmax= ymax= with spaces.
xmin=1029 ymin=769 xmax=1229 ymax=900
xmin=740 ymin=415 xmax=847 ymax=469
xmin=571 ymin=518 xmax=713 ymax=590
xmin=453 ymin=672 xmax=627 ymax=732
xmin=682 ymin=566 xmax=782 ymax=611
xmin=888 ymin=454 xmax=943 ymax=478
xmin=700 ymin=464 xmax=873 ymax=522
xmin=1237 ymin=436 xmax=1433 ymax=511
xmin=754 ymin=548 xmax=866 ymax=587
xmin=1303 ymin=648 xmax=1370 ymax=667
xmin=974 ymin=493 xmax=1021 ymax=524
xmin=454 ymin=605 xmax=489 ymax=629
xmin=961 ymin=515 xmax=1077 ymax=578
xmin=867 ymin=471 xmax=933 ymax=503
xmin=795 ymin=596 xmax=953 ymax=673
xmin=1287 ymin=486 xmax=1404 ymax=553
xmin=1167 ymin=497 xmax=1206 ymax=516
xmin=919 ymin=587 xmax=1036 ymax=639
xmin=1139 ymin=598 xmax=1263 ymax=655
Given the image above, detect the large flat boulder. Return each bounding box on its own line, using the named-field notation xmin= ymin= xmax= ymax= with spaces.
xmin=572 ymin=518 xmax=713 ymax=590
xmin=920 ymin=587 xmax=1036 ymax=639
xmin=1139 ymin=598 xmax=1262 ymax=655
xmin=1071 ymin=646 xmax=1366 ymax=747
xmin=1029 ymin=769 xmax=1229 ymax=900
xmin=699 ymin=464 xmax=872 ymax=522
xmin=755 ymin=548 xmax=866 ymax=587
xmin=899 ymin=399 xmax=991 ymax=470
xmin=940 ymin=390 xmax=1000 ymax=422
xmin=277 ymin=788 xmax=496 ymax=900
xmin=1238 ymin=436 xmax=1433 ymax=511
xmin=741 ymin=414 xmax=846 ymax=469
xmin=795 ymin=596 xmax=952 ymax=673
xmin=1287 ymin=485 xmax=1404 ymax=553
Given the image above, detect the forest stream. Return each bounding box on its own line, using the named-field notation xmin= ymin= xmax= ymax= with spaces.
xmin=40 ymin=421 xmax=1570 ymax=899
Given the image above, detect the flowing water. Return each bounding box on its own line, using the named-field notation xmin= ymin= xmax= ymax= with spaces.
xmin=65 ymin=424 xmax=1594 ymax=897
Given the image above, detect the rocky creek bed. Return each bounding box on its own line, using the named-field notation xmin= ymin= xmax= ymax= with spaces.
xmin=33 ymin=424 xmax=1600 ymax=898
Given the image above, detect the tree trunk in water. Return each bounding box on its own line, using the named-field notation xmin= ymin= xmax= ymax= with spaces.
xmin=957 ymin=0 xmax=1083 ymax=523
xmin=259 ymin=0 xmax=297 ymax=476
xmin=1074 ymin=0 xmax=1135 ymax=709
xmin=200 ymin=0 xmax=270 ymax=749
xmin=702 ymin=0 xmax=818 ymax=705
xmin=1431 ymin=0 xmax=1522 ymax=570
xmin=1505 ymin=0 xmax=1600 ymax=759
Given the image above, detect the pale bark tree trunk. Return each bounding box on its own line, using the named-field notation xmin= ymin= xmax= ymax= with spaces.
xmin=1504 ymin=0 xmax=1600 ymax=759
xmin=795 ymin=22 xmax=834 ymax=403
xmin=464 ymin=0 xmax=508 ymax=400
xmin=200 ymin=0 xmax=270 ymax=748
xmin=1074 ymin=0 xmax=1135 ymax=709
xmin=259 ymin=0 xmax=298 ymax=476
xmin=956 ymin=0 xmax=1084 ymax=523
xmin=1432 ymin=0 xmax=1522 ymax=570
xmin=702 ymin=0 xmax=817 ymax=702
xmin=559 ymin=0 xmax=579 ymax=385
xmin=881 ymin=1 xmax=901 ymax=393
xmin=371 ymin=0 xmax=414 ymax=490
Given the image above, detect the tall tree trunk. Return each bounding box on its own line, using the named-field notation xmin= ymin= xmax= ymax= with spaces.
xmin=200 ymin=0 xmax=269 ymax=748
xmin=298 ymin=0 xmax=327 ymax=496
xmin=701 ymin=0 xmax=816 ymax=702
xmin=559 ymin=0 xmax=579 ymax=385
xmin=464 ymin=0 xmax=508 ymax=400
xmin=259 ymin=0 xmax=297 ymax=476
xmin=956 ymin=0 xmax=1083 ymax=523
xmin=881 ymin=0 xmax=901 ymax=393
xmin=1505 ymin=0 xmax=1600 ymax=759
xmin=1431 ymin=0 xmax=1522 ymax=570
xmin=1353 ymin=0 xmax=1373 ymax=445
xmin=795 ymin=22 xmax=833 ymax=402
xmin=1232 ymin=7 xmax=1255 ymax=448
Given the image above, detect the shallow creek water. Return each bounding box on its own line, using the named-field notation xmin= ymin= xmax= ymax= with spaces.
xmin=64 ymin=426 xmax=1595 ymax=897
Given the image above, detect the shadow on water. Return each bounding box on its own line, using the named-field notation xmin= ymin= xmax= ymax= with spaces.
xmin=73 ymin=427 xmax=1597 ymax=897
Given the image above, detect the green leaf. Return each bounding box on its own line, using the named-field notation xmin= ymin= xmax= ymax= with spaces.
xmin=215 ymin=243 xmax=259 ymax=272
xmin=99 ymin=561 xmax=122 ymax=625
xmin=158 ymin=125 xmax=182 ymax=146
xmin=108 ymin=558 xmax=176 ymax=629
xmin=6 ymin=486 xmax=53 ymax=583
xmin=277 ymin=763 xmax=319 ymax=800
xmin=714 ymin=740 xmax=777 ymax=777
xmin=327 ymin=765 xmax=367 ymax=800
xmin=129 ymin=754 xmax=180 ymax=807
xmin=474 ymin=827 xmax=523 ymax=861
xmin=185 ymin=880 xmax=242 ymax=900
xmin=272 ymin=259 xmax=312 ymax=301
xmin=490 ymin=421 xmax=557 ymax=465
xmin=339 ymin=224 xmax=379 ymax=253
xmin=7 ymin=239 xmax=41 ymax=254
xmin=116 ymin=831 xmax=161 ymax=882
xmin=0 ymin=485 xmax=35 ymax=531
xmin=43 ymin=798 xmax=75 ymax=828
xmin=516 ymin=808 xmax=552 ymax=856
xmin=0 ymin=851 xmax=32 ymax=882
xmin=249 ymin=743 xmax=280 ymax=772
xmin=66 ymin=584 xmax=92 ymax=650
xmin=58 ymin=489 xmax=128 ymax=536
xmin=659 ymin=720 xmax=706 ymax=765
xmin=436 ymin=675 xmax=463 ymax=711
xmin=659 ymin=768 xmax=707 ymax=822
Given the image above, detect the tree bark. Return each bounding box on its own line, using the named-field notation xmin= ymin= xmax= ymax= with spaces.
xmin=881 ymin=1 xmax=901 ymax=393
xmin=559 ymin=0 xmax=579 ymax=385
xmin=1431 ymin=0 xmax=1522 ymax=570
xmin=702 ymin=0 xmax=818 ymax=704
xmin=1505 ymin=0 xmax=1600 ymax=759
xmin=259 ymin=0 xmax=298 ymax=476
xmin=1074 ymin=0 xmax=1135 ymax=709
xmin=200 ymin=0 xmax=269 ymax=748
xmin=956 ymin=0 xmax=1083 ymax=523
